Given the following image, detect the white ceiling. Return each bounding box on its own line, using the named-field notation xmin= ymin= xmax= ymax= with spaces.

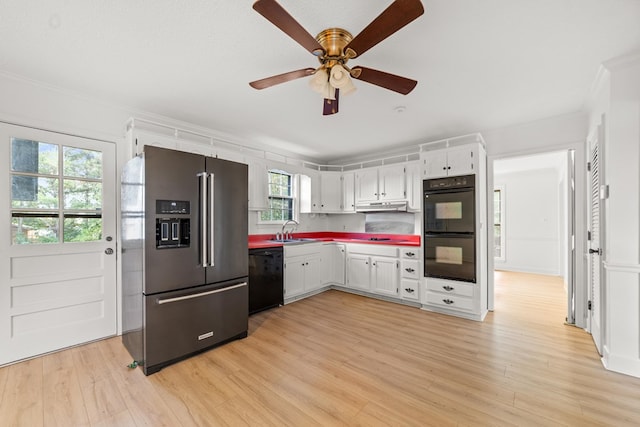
xmin=1 ymin=1 xmax=639 ymax=163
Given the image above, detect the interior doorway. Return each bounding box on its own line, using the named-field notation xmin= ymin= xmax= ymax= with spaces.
xmin=491 ymin=150 xmax=576 ymax=324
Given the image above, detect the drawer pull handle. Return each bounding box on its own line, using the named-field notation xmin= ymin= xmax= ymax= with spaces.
xmin=157 ymin=282 xmax=247 ymax=305
xmin=442 ymin=285 xmax=454 ymax=292
xmin=443 ymin=299 xmax=455 ymax=305
xmin=406 ymin=252 xmax=415 ymax=257
xmin=405 ymin=268 xmax=415 ymax=273
xmin=404 ymin=288 xmax=415 ymax=293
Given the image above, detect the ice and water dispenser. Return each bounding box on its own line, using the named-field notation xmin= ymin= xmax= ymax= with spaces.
xmin=155 ymin=200 xmax=190 ymax=248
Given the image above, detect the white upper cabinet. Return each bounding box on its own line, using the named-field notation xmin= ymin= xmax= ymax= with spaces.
xmin=355 ymin=164 xmax=406 ymax=203
xmin=321 ymin=172 xmax=343 ymax=212
xmin=405 ymin=161 xmax=422 ymax=211
xmin=342 ymin=172 xmax=355 ymax=212
xmin=248 ymin=158 xmax=269 ymax=211
xmin=378 ymin=164 xmax=406 ymax=200
xmin=422 ymin=144 xmax=478 ymax=179
xmin=355 ymin=168 xmax=380 ymax=203
xmin=309 ymin=171 xmax=345 ymax=213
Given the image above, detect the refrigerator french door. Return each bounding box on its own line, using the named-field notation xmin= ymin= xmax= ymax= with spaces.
xmin=122 ymin=146 xmax=248 ymax=375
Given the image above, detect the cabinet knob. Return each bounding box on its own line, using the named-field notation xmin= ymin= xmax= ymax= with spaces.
xmin=443 ymin=299 xmax=455 ymax=305
xmin=404 ymin=288 xmax=415 ymax=293
xmin=442 ymin=285 xmax=454 ymax=292
xmin=406 ymin=252 xmax=415 ymax=257
xmin=405 ymin=268 xmax=415 ymax=273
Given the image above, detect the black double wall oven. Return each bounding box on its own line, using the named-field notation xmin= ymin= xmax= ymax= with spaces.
xmin=423 ymin=174 xmax=476 ymax=283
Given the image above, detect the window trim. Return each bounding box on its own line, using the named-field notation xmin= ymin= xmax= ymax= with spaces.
xmin=258 ymin=169 xmax=297 ymax=224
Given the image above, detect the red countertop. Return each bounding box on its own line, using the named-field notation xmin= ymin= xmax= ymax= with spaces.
xmin=249 ymin=232 xmax=420 ymax=249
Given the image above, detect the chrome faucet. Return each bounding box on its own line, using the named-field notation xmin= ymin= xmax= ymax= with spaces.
xmin=281 ymin=219 xmax=299 ymax=241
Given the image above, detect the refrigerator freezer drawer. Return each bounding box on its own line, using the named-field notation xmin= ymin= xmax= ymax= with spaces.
xmin=143 ymin=279 xmax=248 ymax=375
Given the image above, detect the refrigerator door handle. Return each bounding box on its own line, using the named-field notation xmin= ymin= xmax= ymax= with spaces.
xmin=157 ymin=282 xmax=247 ymax=305
xmin=199 ymin=172 xmax=208 ymax=267
xmin=209 ymin=172 xmax=215 ymax=267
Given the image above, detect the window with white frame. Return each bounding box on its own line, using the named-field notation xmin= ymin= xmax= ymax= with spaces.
xmin=10 ymin=138 xmax=103 ymax=244
xmin=494 ymin=186 xmax=505 ymax=260
xmin=260 ymin=169 xmax=294 ymax=222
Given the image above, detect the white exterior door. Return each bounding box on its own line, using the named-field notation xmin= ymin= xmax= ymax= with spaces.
xmin=0 ymin=123 xmax=117 ymax=365
xmin=588 ymin=122 xmax=605 ymax=355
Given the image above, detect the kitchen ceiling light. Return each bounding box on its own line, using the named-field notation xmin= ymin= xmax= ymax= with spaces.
xmin=329 ymin=64 xmax=356 ymax=95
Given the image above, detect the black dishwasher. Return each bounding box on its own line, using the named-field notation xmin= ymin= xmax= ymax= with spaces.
xmin=248 ymin=247 xmax=283 ymax=314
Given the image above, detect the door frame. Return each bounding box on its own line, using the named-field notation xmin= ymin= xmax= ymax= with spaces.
xmin=487 ymin=143 xmax=588 ymax=329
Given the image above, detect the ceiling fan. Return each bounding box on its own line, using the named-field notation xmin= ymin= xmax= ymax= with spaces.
xmin=249 ymin=0 xmax=424 ymax=115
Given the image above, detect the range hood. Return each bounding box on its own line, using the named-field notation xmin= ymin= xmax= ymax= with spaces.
xmin=355 ymin=201 xmax=408 ymax=213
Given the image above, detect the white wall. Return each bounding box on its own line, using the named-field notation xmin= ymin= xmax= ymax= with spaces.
xmin=588 ymin=52 xmax=640 ymax=378
xmin=494 ymin=167 xmax=561 ymax=275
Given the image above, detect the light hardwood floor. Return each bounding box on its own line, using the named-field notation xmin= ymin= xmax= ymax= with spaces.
xmin=2 ymin=271 xmax=640 ymax=426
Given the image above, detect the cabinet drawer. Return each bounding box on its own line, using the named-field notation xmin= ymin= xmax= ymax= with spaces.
xmin=401 ymin=260 xmax=420 ymax=279
xmin=400 ymin=279 xmax=420 ymax=300
xmin=347 ymin=243 xmax=398 ymax=258
xmin=425 ymin=291 xmax=474 ymax=312
xmin=426 ymin=279 xmax=474 ymax=297
xmin=401 ymin=248 xmax=420 ymax=259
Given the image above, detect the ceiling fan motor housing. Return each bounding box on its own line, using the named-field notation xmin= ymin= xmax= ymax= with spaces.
xmin=316 ymin=28 xmax=353 ymax=69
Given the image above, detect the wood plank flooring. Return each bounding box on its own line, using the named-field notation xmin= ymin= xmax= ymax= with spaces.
xmin=2 ymin=271 xmax=640 ymax=426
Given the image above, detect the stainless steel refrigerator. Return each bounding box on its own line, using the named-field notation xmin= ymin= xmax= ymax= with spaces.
xmin=121 ymin=145 xmax=248 ymax=375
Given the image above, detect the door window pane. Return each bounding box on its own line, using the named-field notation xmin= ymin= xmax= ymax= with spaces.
xmin=11 ymin=216 xmax=59 ymax=244
xmin=11 ymin=176 xmax=59 ymax=209
xmin=63 ymin=147 xmax=102 ymax=179
xmin=63 ymin=216 xmax=102 ymax=242
xmin=11 ymin=139 xmax=58 ymax=175
xmin=63 ymin=179 xmax=102 ymax=210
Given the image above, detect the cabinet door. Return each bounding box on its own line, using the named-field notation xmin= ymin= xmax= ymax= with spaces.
xmin=379 ymin=164 xmax=406 ymax=201
xmin=422 ymin=150 xmax=449 ymax=179
xmin=284 ymin=257 xmax=306 ymax=298
xmin=304 ymin=254 xmax=322 ymax=291
xmin=347 ymin=255 xmax=371 ymax=290
xmin=371 ymin=257 xmax=398 ymax=296
xmin=332 ymin=244 xmax=346 ymax=285
xmin=342 ymin=172 xmax=355 ymax=212
xmin=248 ymin=158 xmax=269 ymax=210
xmin=405 ymin=162 xmax=422 ymax=211
xmin=355 ymin=169 xmax=379 ymax=202
xmin=320 ymin=172 xmax=343 ymax=211
xmin=309 ymin=171 xmax=322 ymax=212
xmin=446 ymin=145 xmax=476 ymax=176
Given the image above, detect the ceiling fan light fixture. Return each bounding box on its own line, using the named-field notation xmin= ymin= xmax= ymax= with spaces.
xmin=329 ymin=64 xmax=356 ymax=95
xmin=309 ymin=68 xmax=329 ymax=92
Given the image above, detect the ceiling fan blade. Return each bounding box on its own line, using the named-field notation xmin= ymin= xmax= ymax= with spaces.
xmin=249 ymin=68 xmax=315 ymax=90
xmin=351 ymin=66 xmax=417 ymax=95
xmin=344 ymin=0 xmax=424 ymax=59
xmin=323 ymin=88 xmax=339 ymax=116
xmin=253 ymin=0 xmax=325 ymax=56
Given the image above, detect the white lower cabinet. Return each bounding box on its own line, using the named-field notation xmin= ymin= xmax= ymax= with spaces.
xmin=371 ymin=256 xmax=399 ymax=297
xmin=283 ymin=242 xmax=424 ymax=307
xmin=321 ymin=243 xmax=346 ymax=285
xmin=284 ymin=244 xmax=322 ymax=300
xmin=346 ymin=244 xmax=400 ymax=297
xmin=400 ymin=248 xmax=421 ymax=301
xmin=424 ymin=278 xmax=477 ymax=315
xmin=346 ymin=254 xmax=371 ymax=290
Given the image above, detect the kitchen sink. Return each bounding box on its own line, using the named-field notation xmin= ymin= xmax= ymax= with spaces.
xmin=268 ymin=238 xmax=317 ymax=244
